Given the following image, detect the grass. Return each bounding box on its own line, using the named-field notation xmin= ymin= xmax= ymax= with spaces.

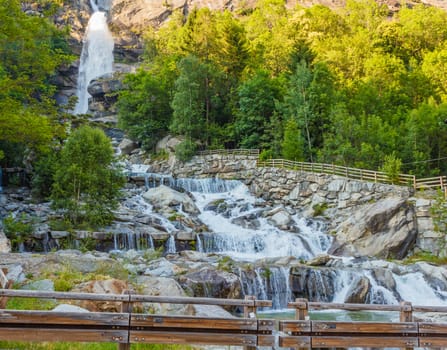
xmin=402 ymin=250 xmax=447 ymax=265
xmin=0 ymin=342 xmax=197 ymax=350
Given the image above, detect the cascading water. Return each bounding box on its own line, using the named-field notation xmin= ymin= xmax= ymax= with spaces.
xmin=124 ymin=172 xmax=447 ymax=311
xmin=74 ymin=0 xmax=114 ymax=114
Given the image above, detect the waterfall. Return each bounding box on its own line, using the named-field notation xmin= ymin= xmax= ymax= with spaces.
xmin=166 ymin=235 xmax=176 ymax=254
xmin=239 ymin=266 xmax=292 ymax=310
xmin=74 ymin=0 xmax=114 ymax=114
xmin=196 ymin=234 xmax=204 ymax=253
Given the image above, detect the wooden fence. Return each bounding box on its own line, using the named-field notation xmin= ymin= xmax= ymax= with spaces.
xmin=0 ymin=289 xmax=273 ymax=350
xmin=197 ymin=149 xmax=260 ymax=156
xmin=257 ymin=158 xmax=447 ymax=191
xmin=3 ymin=290 xmax=447 ymax=348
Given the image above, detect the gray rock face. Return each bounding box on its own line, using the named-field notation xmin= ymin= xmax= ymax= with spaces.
xmin=142 ymin=185 xmax=199 ymax=214
xmin=178 ymin=268 xmax=241 ymax=300
xmin=329 ymin=197 xmax=417 ymax=259
xmin=0 ymin=230 xmax=10 ymax=253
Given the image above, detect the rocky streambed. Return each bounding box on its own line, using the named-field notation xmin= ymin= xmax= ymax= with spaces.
xmin=2 ymin=174 xmax=447 ymax=319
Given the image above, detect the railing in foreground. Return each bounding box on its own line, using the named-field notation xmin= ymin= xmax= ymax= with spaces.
xmin=2 ymin=290 xmax=447 ymax=349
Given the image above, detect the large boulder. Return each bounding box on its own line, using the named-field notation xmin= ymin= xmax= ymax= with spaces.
xmin=329 ymin=197 xmax=417 ymax=259
xmin=344 ymin=276 xmax=371 ymax=303
xmin=135 ymin=276 xmax=193 ymax=315
xmin=72 ymin=279 xmax=129 ymax=312
xmin=142 ymin=185 xmax=199 ymax=214
xmin=178 ymin=268 xmax=241 ymax=300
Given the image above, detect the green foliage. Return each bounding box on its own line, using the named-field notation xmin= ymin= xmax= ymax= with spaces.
xmin=430 ymin=190 xmax=447 ymax=241
xmin=281 ymin=118 xmax=305 ymax=161
xmin=175 ymin=140 xmax=197 ymax=162
xmin=6 ymin=297 xmax=56 ymax=311
xmin=312 ymin=202 xmax=328 ymax=217
xmin=403 ymin=250 xmax=447 ymax=265
xmin=113 ymin=0 xmax=447 ymax=176
xmin=3 ymin=214 xmax=34 ymax=250
xmin=51 ymin=126 xmax=125 ymax=228
xmin=0 ymin=0 xmax=72 ymax=167
xmin=0 ymin=342 xmax=196 ymax=350
xmin=380 ymin=153 xmax=402 ymax=184
xmin=217 ymin=255 xmax=235 ymax=272
xmin=117 ymin=69 xmax=171 ymax=151
xmin=259 ymin=149 xmax=274 ymax=161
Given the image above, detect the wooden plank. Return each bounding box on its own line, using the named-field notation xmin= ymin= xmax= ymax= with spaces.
xmin=312 ymin=321 xmax=417 ymax=334
xmin=312 ymin=336 xmax=418 ymax=348
xmin=0 ymin=328 xmax=128 ymax=343
xmin=279 ymin=336 xmax=311 ymax=348
xmin=0 ymin=289 xmax=129 ymax=302
xmin=131 ymin=314 xmax=257 ymax=330
xmin=305 ymin=301 xmax=401 ymax=312
xmin=129 ymin=330 xmax=257 ymax=346
xmin=279 ymin=320 xmax=311 ymax=333
xmin=419 ymin=337 xmax=447 ymax=347
xmin=257 ymin=335 xmax=275 ymax=346
xmin=130 ymin=294 xmax=256 ymax=307
xmin=0 ymin=310 xmax=129 ymax=326
xmin=419 ymin=323 xmax=447 ymax=334
xmin=257 ymin=319 xmax=275 ymax=331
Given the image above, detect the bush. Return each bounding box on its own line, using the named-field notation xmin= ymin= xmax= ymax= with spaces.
xmin=175 ymin=140 xmax=197 ymax=162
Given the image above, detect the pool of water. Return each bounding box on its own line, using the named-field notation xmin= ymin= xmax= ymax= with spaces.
xmin=258 ymin=309 xmax=399 ymax=322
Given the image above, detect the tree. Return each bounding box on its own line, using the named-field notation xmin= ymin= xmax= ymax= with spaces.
xmin=117 ymin=69 xmax=171 ymax=151
xmin=281 ymin=118 xmax=305 ymax=161
xmin=51 ymin=126 xmax=124 ymax=228
xmin=0 ymin=0 xmax=71 ymax=167
xmin=233 ymin=70 xmax=283 ymax=149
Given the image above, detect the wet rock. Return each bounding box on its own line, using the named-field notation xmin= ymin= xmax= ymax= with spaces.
xmin=344 ymin=276 xmax=370 ymax=303
xmin=142 ymin=185 xmax=199 ymax=215
xmin=306 ymin=254 xmax=331 ymax=266
xmin=119 ymin=138 xmax=138 ymax=155
xmin=178 ymin=268 xmax=241 ymax=300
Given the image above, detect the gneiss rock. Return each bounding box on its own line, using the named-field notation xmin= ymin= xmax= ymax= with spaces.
xmin=142 ymin=185 xmax=199 ymax=215
xmin=329 ymin=197 xmax=417 ymax=259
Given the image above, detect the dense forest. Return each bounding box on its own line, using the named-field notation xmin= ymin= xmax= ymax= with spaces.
xmin=117 ymin=0 xmax=447 ymax=176
xmin=2 ymin=0 xmax=447 ymax=185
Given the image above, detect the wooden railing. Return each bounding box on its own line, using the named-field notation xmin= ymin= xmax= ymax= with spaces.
xmin=197 ymin=149 xmax=260 ymax=156
xmin=0 ymin=289 xmax=273 ymax=350
xmin=3 ymin=290 xmax=447 ymax=348
xmin=257 ymin=158 xmax=447 ymax=191
xmin=281 ymin=298 xmax=447 ymax=349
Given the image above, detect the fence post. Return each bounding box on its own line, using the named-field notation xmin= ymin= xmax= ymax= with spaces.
xmin=118 ymin=291 xmax=132 ymax=350
xmin=243 ymin=295 xmax=257 ymax=350
xmin=399 ymin=301 xmax=412 ymax=322
xmin=0 ymin=268 xmax=12 ymax=309
xmin=294 ymin=298 xmax=309 ymax=321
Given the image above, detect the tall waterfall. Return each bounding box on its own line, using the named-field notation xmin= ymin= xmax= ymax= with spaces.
xmin=74 ymin=0 xmax=114 ymax=114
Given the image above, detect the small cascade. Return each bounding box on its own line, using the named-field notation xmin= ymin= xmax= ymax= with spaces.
xmin=74 ymin=0 xmax=114 ymax=114
xmin=166 ymin=235 xmax=176 ymax=254
xmin=239 ymin=266 xmax=292 ymax=310
xmin=131 ymin=173 xmax=243 ymax=193
xmin=393 ymin=271 xmax=447 ymax=306
xmin=196 ymin=234 xmax=204 ymax=253
xmin=113 ymin=232 xmax=155 ymax=251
